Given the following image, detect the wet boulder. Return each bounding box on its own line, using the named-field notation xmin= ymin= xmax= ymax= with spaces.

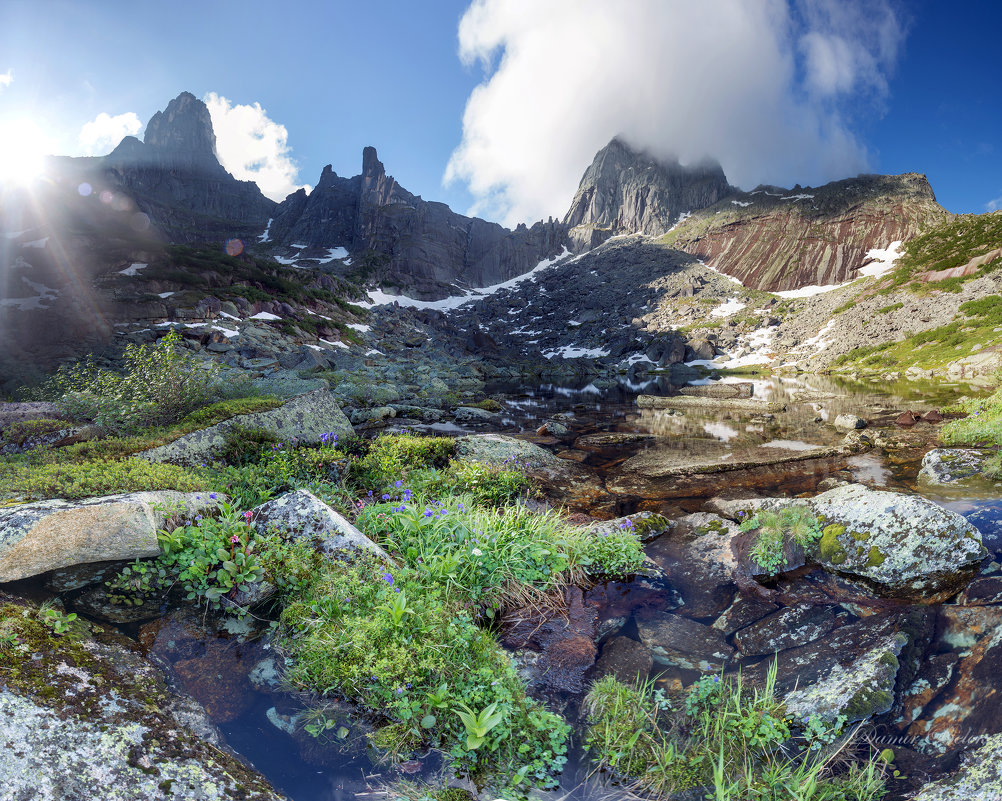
xmin=588 ymin=511 xmax=673 ymax=543
xmin=0 ymin=596 xmax=285 ymax=800
xmin=0 ymin=491 xmax=218 ymax=583
xmin=733 ymin=604 xmax=849 ymax=656
xmin=833 ymin=414 xmax=867 ymax=431
xmin=918 ymin=449 xmax=990 ymax=486
xmin=807 ymin=484 xmax=986 ymax=602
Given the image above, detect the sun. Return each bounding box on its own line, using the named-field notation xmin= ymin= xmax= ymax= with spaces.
xmin=0 ymin=118 xmax=50 ymax=185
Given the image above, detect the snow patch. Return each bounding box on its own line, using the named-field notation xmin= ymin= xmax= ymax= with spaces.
xmin=249 ymin=311 xmax=282 ymax=321
xmin=781 ymin=194 xmax=815 ymax=201
xmin=542 ymin=345 xmax=610 ymax=360
xmin=119 ymin=263 xmax=147 ymax=277
xmin=858 ymin=241 xmax=903 ymax=279
xmin=212 ymin=325 xmax=239 ymax=338
xmin=773 ymin=281 xmax=853 ymax=299
xmin=219 ymin=311 xmax=240 ymax=320
xmin=21 ymin=237 xmax=49 ymax=249
xmin=730 ymin=200 xmax=752 ymax=207
xmin=346 ymin=323 xmax=370 ymax=333
xmin=359 ymin=247 xmax=572 ymax=311
xmin=320 ymin=247 xmax=349 ymax=262
xmin=258 ymin=218 xmax=273 ymax=243
xmin=320 ymin=338 xmax=350 ymax=350
xmin=158 ymin=291 xmax=174 ymax=298
xmin=710 ymin=298 xmax=746 ymax=318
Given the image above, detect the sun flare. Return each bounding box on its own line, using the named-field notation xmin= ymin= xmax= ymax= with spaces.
xmin=0 ymin=119 xmax=50 ymax=184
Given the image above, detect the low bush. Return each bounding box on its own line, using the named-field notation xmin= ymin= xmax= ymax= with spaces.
xmin=32 ymin=330 xmax=222 ymax=434
xmin=0 ymin=418 xmax=68 ymax=447
xmin=352 ymin=434 xmax=455 ymax=489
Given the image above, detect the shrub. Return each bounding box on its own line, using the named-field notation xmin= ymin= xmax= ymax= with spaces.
xmin=447 ymin=460 xmax=530 ymax=505
xmin=352 ymin=434 xmax=455 ymax=489
xmin=36 ymin=330 xmax=221 ymax=433
xmin=0 ymin=418 xmax=68 ymax=447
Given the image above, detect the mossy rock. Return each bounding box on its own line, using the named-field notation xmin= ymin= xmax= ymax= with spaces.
xmin=0 ymin=597 xmax=285 ymax=800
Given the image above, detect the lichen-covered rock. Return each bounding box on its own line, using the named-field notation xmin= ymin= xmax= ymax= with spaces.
xmin=0 ymin=491 xmax=216 ymax=582
xmin=0 ymin=599 xmax=285 ymax=800
xmin=911 ymin=734 xmax=1002 ymax=800
xmin=918 ymin=448 xmax=990 ymax=485
xmin=784 ymin=632 xmax=906 ymax=724
xmin=139 ymin=389 xmax=353 ymax=466
xmin=808 ymin=484 xmax=986 ymax=602
xmin=634 ymin=610 xmax=734 ymax=671
xmin=251 ymin=489 xmax=390 ymax=562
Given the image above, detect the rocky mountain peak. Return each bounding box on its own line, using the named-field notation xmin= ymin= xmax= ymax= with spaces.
xmin=362 ymin=146 xmax=385 ymax=179
xmin=143 ymin=91 xmax=220 ymax=168
xmin=563 ymin=137 xmax=734 ymax=239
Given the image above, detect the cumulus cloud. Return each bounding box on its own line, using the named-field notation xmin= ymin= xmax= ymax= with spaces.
xmin=446 ymin=0 xmax=906 ymax=225
xmin=78 ymin=111 xmax=142 ymax=155
xmin=204 ymin=92 xmax=308 ymax=201
xmin=987 ymin=193 xmax=1002 ymax=212
xmin=0 ymin=69 xmax=12 ymax=91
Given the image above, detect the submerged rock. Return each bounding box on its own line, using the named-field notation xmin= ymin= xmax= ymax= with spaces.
xmin=808 ymin=484 xmax=986 ymax=602
xmin=139 ymin=388 xmax=353 ymax=466
xmin=0 ymin=491 xmax=217 ymax=582
xmin=634 ymin=610 xmax=734 ymax=671
xmin=594 ymin=636 xmax=654 ymax=684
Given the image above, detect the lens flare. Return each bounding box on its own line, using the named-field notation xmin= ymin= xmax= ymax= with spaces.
xmin=0 ymin=118 xmax=51 ymax=184
xmin=225 ymin=238 xmax=244 ymax=256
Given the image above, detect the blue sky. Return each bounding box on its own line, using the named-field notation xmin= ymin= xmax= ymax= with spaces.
xmin=0 ymin=0 xmax=998 ymax=223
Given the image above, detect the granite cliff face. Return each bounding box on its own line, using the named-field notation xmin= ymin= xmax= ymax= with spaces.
xmin=269 ymin=147 xmax=567 ymax=297
xmin=658 ymin=173 xmax=948 ymax=291
xmin=563 ymin=137 xmax=734 ymax=249
xmin=102 ymin=92 xmax=276 ymax=241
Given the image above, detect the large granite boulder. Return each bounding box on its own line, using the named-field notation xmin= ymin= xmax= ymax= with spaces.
xmin=808 ymin=484 xmax=986 ymax=602
xmin=139 ymin=389 xmax=353 ymax=467
xmin=0 ymin=596 xmax=285 ymax=800
xmin=0 ymin=491 xmax=217 ymax=582
xmin=251 ymin=489 xmax=390 ymax=562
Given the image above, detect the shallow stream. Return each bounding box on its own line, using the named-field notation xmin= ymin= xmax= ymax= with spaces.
xmin=58 ymin=374 xmax=1002 ymax=799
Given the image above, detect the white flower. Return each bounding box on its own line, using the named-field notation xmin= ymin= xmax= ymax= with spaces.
xmin=471 ymin=548 xmax=483 ymax=557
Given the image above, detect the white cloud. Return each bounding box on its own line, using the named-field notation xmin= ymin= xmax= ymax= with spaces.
xmin=446 ymin=0 xmax=905 ymax=226
xmin=203 ymin=92 xmax=308 ymax=202
xmin=0 ymin=69 xmax=11 ymax=91
xmin=78 ymin=111 xmax=142 ymax=155
xmin=987 ymin=194 xmax=1002 ymax=212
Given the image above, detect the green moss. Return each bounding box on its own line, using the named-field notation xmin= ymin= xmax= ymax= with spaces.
xmin=820 ymin=524 xmax=848 ymax=565
xmin=177 ymin=396 xmax=283 ymax=429
xmin=843 ymin=687 xmax=893 ymax=721
xmin=850 ymin=530 xmax=871 ymax=541
xmin=866 ymin=547 xmax=886 ymax=567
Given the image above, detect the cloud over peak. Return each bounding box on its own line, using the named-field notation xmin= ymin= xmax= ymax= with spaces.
xmin=204 ymin=92 xmax=308 ymax=202
xmin=446 ymin=0 xmax=906 ymax=226
xmin=78 ymin=111 xmax=143 ymax=156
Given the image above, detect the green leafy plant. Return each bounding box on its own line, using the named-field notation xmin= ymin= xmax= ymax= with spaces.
xmin=453 ymin=701 xmax=506 ymax=750
xmin=38 ymin=604 xmax=78 ymax=636
xmin=739 ymin=505 xmax=822 ymax=575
